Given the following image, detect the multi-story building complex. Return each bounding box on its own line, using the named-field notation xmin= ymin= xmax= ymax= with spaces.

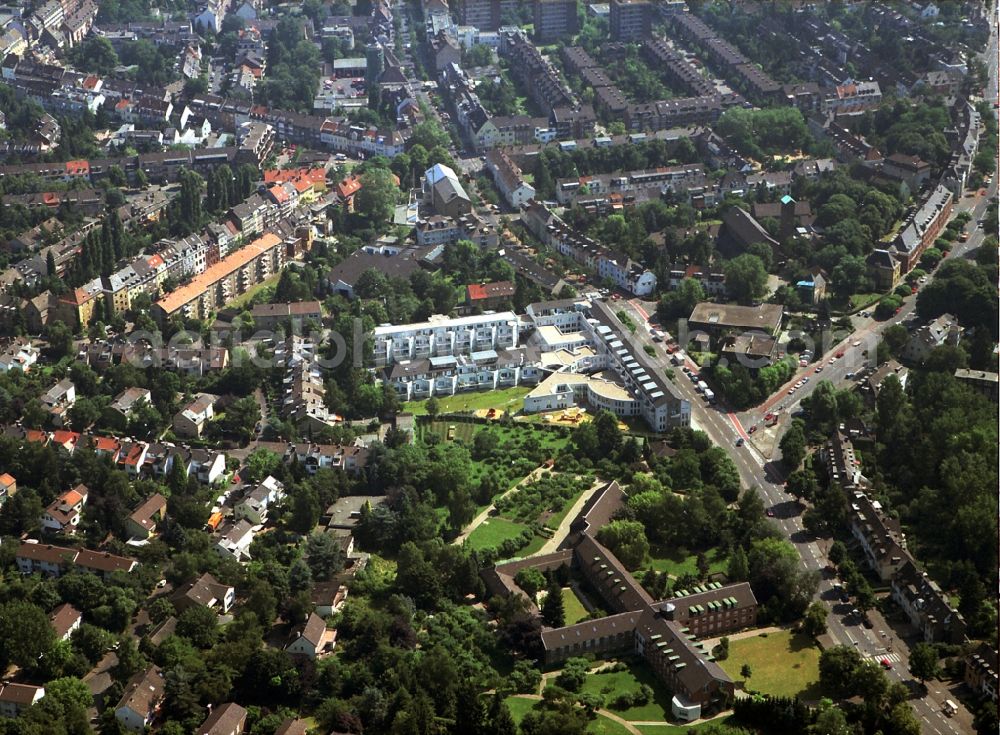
xmin=522 ymin=201 xmax=658 ymax=296
xmin=626 ymin=93 xmax=728 ymax=133
xmin=373 ymin=312 xmax=520 ymax=367
xmin=953 ymin=369 xmax=999 ymax=401
xmin=890 ymin=185 xmax=953 ymax=272
xmin=455 ymin=0 xmax=501 ymax=29
xmin=501 ymin=30 xmax=578 ymax=116
xmin=415 ymin=212 xmax=498 ymax=248
xmin=822 ymin=79 xmax=882 ymax=114
xmin=555 ymin=164 xmax=706 ymax=206
xmin=532 ymin=0 xmax=580 ymax=41
xmin=484 ymin=483 xmax=753 ymax=722
xmin=609 ymin=0 xmax=651 ymax=41
xmin=484 ymin=150 xmax=536 ymax=208
xmin=668 ymin=12 xmax=780 ymax=104
xmin=153 ymin=233 xmax=285 ymax=324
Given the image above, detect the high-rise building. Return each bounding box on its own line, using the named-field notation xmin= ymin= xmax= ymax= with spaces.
xmin=609 ymin=0 xmax=650 ymax=41
xmin=532 ymin=0 xmax=579 ymax=42
xmin=456 ymin=0 xmax=501 ymax=30
xmin=365 ymin=43 xmax=384 ymax=85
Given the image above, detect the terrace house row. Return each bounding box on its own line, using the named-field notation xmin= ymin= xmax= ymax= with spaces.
xmin=821 ymin=432 xmax=966 ymax=644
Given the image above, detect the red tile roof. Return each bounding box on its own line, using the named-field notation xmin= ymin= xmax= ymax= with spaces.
xmin=337 ymin=175 xmax=362 ymax=200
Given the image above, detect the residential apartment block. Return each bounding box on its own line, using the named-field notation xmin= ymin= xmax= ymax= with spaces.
xmin=609 ymin=0 xmax=651 ymax=41
xmin=153 ymin=232 xmax=285 ymax=323
xmin=532 ymin=0 xmax=580 ymax=41
xmin=373 ymin=312 xmax=520 ymax=367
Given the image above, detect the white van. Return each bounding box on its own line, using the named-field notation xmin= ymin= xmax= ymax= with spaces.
xmin=943 ymin=700 xmax=958 ymax=717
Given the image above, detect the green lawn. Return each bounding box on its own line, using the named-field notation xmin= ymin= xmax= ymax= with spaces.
xmin=643 ymin=547 xmax=729 ymax=580
xmin=226 ymin=272 xmax=281 ymax=310
xmin=402 ymin=386 xmax=533 ymax=415
xmin=561 ymin=586 xmax=590 ymax=624
xmin=719 ymin=631 xmax=822 ymax=699
xmin=848 ymin=292 xmax=883 ymax=311
xmin=505 ymin=697 xmax=633 ymax=735
xmin=578 ymin=659 xmax=673 ymax=721
xmin=465 ymin=516 xmax=530 ymax=551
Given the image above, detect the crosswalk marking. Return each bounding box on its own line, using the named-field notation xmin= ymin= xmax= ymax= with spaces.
xmin=863 ymin=651 xmax=901 ymax=664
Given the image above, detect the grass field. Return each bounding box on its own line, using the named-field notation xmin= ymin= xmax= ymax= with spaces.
xmin=226 ymin=272 xmax=281 ymax=310
xmin=848 ymin=292 xmax=883 ymax=311
xmin=561 ymin=586 xmax=590 ymax=624
xmin=402 ymin=386 xmax=533 ymax=415
xmin=579 ymin=659 xmax=672 ymax=722
xmin=505 ymin=697 xmax=633 ymax=735
xmin=465 ymin=516 xmax=530 ymax=551
xmin=719 ymin=630 xmax=822 ymax=699
xmin=643 ymin=547 xmax=729 ymax=579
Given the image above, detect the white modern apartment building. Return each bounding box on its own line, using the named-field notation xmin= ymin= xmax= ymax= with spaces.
xmin=372 ymin=312 xmax=519 ymax=367
xmin=375 ymin=298 xmax=689 ymax=431
xmin=384 ymin=347 xmax=542 ymax=401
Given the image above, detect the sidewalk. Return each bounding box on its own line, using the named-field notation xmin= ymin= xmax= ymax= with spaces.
xmin=698 ymin=624 xmax=787 ymax=652
xmin=533 ymin=479 xmax=604 ymax=556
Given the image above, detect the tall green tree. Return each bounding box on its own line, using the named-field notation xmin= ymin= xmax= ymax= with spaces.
xmin=541 ymin=584 xmax=565 ymax=628
xmin=724 ymin=253 xmax=769 ymax=304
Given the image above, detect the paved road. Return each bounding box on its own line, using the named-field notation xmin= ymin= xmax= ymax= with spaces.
xmin=615 ymin=152 xmax=997 ymax=732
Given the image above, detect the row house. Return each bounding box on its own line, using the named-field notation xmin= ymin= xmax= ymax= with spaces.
xmin=891 ymin=561 xmax=966 ymax=644
xmin=94 ymin=20 xmax=197 ymax=48
xmin=890 ymin=185 xmax=953 ymax=272
xmin=555 ymin=164 xmax=706 ymax=206
xmin=254 ymin=441 xmax=371 ymax=475
xmin=16 ymin=540 xmax=137 ymax=579
xmin=666 ymin=265 xmax=727 ymax=299
xmin=486 ymin=151 xmax=535 ymax=210
xmin=965 ymin=644 xmax=998 ymax=703
xmin=822 ymin=79 xmax=882 ymax=115
xmin=318 ymin=117 xmax=406 ymax=158
xmin=625 ymin=96 xmax=725 ymax=133
xmin=522 ymin=201 xmax=657 ymax=296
